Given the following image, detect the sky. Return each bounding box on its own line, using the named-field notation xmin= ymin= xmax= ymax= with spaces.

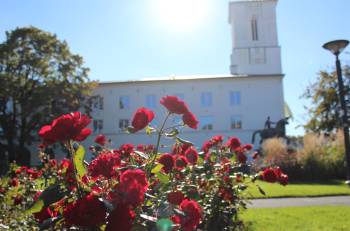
xmin=1 ymin=0 xmax=350 ymax=136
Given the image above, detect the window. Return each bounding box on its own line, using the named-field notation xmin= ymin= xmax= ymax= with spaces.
xmin=92 ymin=96 xmax=104 ymax=110
xmin=200 ymin=116 xmax=213 ymax=130
xmin=93 ymin=120 xmax=103 ymax=133
xmin=201 ymin=92 xmax=212 ymax=107
xmin=146 ymin=95 xmax=156 ymax=108
xmin=119 ymin=119 xmax=129 ymax=130
xmin=231 ymin=115 xmax=242 ymax=129
xmin=230 ymin=91 xmax=241 ymax=106
xmin=251 ymin=17 xmax=258 ymax=41
xmin=119 ymin=96 xmax=130 ymax=109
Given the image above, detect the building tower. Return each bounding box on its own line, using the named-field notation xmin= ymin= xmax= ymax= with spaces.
xmin=229 ymin=0 xmax=282 ymax=75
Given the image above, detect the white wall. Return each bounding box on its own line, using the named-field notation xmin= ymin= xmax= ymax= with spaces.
xmin=229 ymin=0 xmax=282 ymax=75
xmin=82 ymin=75 xmax=284 ymax=159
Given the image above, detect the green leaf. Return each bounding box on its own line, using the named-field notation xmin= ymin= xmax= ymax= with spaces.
xmin=156 ymin=172 xmax=170 ymax=184
xmin=25 ymin=199 xmax=44 ymax=214
xmin=134 ymin=150 xmax=149 ymax=159
xmin=25 ymin=184 xmax=65 ymax=215
xmin=257 ymin=185 xmax=266 ymax=196
xmin=146 ymin=126 xmax=156 ymax=135
xmin=164 ymin=129 xmax=179 ymax=138
xmin=176 ymin=136 xmax=193 ymax=145
xmin=151 ymin=163 xmax=164 ymax=174
xmin=156 ymin=218 xmax=173 ymax=231
xmin=74 ymin=145 xmax=87 ymax=180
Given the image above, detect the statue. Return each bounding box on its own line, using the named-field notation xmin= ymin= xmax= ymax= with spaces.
xmin=264 ymin=116 xmax=275 ymax=129
xmin=251 ymin=117 xmax=289 ymax=145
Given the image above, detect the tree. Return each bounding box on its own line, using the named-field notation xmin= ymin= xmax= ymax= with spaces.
xmin=0 ymin=27 xmax=97 ymax=166
xmin=302 ymin=66 xmax=350 ymax=132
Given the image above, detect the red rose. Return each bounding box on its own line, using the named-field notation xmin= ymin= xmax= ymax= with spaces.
xmin=174 ymin=155 xmax=188 ymax=170
xmin=261 ymin=167 xmax=287 ymax=183
xmin=131 ymin=107 xmax=154 ymax=132
xmin=39 ymin=112 xmax=92 ymax=145
xmin=237 ymin=152 xmax=247 ymax=164
xmin=243 ymin=144 xmax=253 ymax=151
xmin=160 ymin=96 xmax=189 ymax=114
xmin=113 ymin=169 xmax=148 ymax=207
xmin=279 ymin=174 xmax=288 ymax=186
xmin=158 ymin=153 xmax=175 ymax=173
xmin=59 ymin=159 xmax=75 ymax=184
xmin=120 ymin=143 xmax=134 ymax=157
xmin=34 ymin=207 xmax=52 ymax=223
xmin=15 ymin=166 xmax=28 ymax=174
xmin=201 ymin=140 xmax=212 ymax=154
xmin=94 ymin=134 xmax=107 ymax=146
xmin=136 ymin=144 xmax=145 ymax=152
xmin=261 ymin=168 xmax=277 ymax=183
xmin=175 ymin=199 xmax=202 ymax=231
xmin=9 ymin=178 xmax=19 ymax=187
xmin=106 ymin=203 xmax=135 ymax=231
xmin=0 ymin=187 xmax=6 ymax=194
xmin=26 ymin=168 xmax=41 ymax=179
xmin=211 ymin=135 xmax=223 ymax=146
xmin=88 ymin=151 xmax=121 ymax=178
xmin=172 ymin=143 xmax=191 ymax=155
xmin=13 ymin=195 xmax=23 ymax=205
xmin=226 ymin=137 xmax=241 ymax=151
xmin=63 ymin=194 xmax=107 ymax=227
xmin=219 ymin=187 xmax=235 ymax=202
xmin=272 ymin=167 xmax=288 ymax=186
xmin=184 ymin=147 xmax=198 ymax=165
xmin=167 ymin=191 xmax=185 ymax=205
xmin=182 ymin=112 xmax=198 ymax=129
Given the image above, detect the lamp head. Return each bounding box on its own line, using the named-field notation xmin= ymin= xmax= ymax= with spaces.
xmin=323 ymin=40 xmax=349 ymax=56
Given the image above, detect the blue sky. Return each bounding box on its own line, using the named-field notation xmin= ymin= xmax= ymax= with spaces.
xmin=1 ymin=0 xmax=350 ymax=136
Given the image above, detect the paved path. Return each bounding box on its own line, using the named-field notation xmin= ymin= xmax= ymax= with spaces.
xmin=248 ymin=196 xmax=350 ymax=208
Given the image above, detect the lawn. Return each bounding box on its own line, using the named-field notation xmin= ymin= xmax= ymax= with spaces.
xmin=246 ymin=180 xmax=350 ymax=198
xmin=241 ymin=206 xmax=350 ymax=231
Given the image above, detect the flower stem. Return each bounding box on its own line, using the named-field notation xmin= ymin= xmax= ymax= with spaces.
xmin=147 ymin=112 xmax=171 ymax=176
xmin=68 ymin=141 xmax=83 ymax=198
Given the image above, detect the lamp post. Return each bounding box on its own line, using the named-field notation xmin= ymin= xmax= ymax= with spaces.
xmin=323 ymin=39 xmax=350 ymax=185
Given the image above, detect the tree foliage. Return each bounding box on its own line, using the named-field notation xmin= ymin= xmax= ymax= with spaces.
xmin=302 ymin=66 xmax=350 ymax=132
xmin=0 ymin=26 xmax=96 ymax=166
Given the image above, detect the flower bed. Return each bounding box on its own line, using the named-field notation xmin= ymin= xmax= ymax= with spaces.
xmin=0 ymin=95 xmax=288 ymax=230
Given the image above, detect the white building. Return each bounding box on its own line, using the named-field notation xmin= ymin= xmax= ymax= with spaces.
xmin=84 ymin=0 xmax=285 ymax=154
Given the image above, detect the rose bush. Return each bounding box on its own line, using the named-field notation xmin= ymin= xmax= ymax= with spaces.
xmin=0 ymin=95 xmax=288 ymax=230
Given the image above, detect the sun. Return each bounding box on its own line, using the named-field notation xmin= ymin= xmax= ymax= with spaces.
xmin=151 ymin=0 xmax=212 ymax=33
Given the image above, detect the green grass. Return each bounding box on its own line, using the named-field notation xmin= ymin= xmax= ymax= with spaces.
xmin=246 ymin=180 xmax=350 ymax=198
xmin=241 ymin=206 xmax=350 ymax=231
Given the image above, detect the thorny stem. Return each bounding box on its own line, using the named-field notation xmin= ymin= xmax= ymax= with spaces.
xmin=147 ymin=112 xmax=171 ymax=176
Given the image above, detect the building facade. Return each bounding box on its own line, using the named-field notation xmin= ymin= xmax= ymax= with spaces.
xmin=85 ymin=74 xmax=284 ymax=154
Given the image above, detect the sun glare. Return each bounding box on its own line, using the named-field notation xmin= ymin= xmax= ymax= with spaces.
xmin=151 ymin=0 xmax=212 ymax=33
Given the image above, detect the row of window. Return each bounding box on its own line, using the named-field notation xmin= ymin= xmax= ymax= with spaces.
xmin=92 ymin=91 xmax=241 ymax=111
xmin=92 ymin=115 xmax=242 ymax=133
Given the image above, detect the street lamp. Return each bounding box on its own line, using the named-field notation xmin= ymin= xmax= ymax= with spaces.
xmin=323 ymin=39 xmax=350 ymax=185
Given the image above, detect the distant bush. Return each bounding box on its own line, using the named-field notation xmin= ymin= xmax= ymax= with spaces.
xmin=261 ymin=132 xmax=346 ymax=181
xmin=261 ymin=138 xmax=299 ymax=180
